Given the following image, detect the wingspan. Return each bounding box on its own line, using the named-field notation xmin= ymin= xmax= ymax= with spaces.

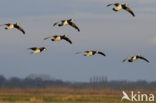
xmin=138 ymin=56 xmax=150 ymax=63
xmin=68 ymin=21 xmax=80 ymax=32
xmin=107 ymin=3 xmax=119 ymax=7
xmin=122 ymin=57 xmax=131 ymax=62
xmin=106 ymin=3 xmax=114 ymax=7
xmin=62 ymin=37 xmax=72 ymax=44
xmin=53 ymin=22 xmax=59 ymax=26
xmin=29 ymin=47 xmax=37 ymax=51
xmin=98 ymin=51 xmax=106 ymax=56
xmin=44 ymin=35 xmax=55 ymax=40
xmin=0 ymin=24 xmax=10 ymax=27
xmin=124 ymin=7 xmax=135 ymax=17
xmin=14 ymin=25 xmax=25 ymax=34
xmin=75 ymin=51 xmax=83 ymax=54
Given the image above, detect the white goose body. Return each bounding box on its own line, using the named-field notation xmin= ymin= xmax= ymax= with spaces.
xmin=54 ymin=36 xmax=61 ymax=41
xmin=85 ymin=51 xmax=93 ymax=56
xmin=62 ymin=20 xmax=68 ymax=26
xmin=6 ymin=24 xmax=14 ymax=29
xmin=114 ymin=4 xmax=122 ymax=11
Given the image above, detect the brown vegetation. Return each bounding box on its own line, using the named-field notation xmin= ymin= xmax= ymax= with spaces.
xmin=0 ymin=87 xmax=155 ymax=103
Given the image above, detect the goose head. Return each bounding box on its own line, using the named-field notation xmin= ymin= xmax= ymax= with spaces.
xmin=64 ymin=34 xmax=69 ymax=37
xmin=16 ymin=22 xmax=20 ymax=25
xmin=40 ymin=47 xmax=47 ymax=51
xmin=71 ymin=18 xmax=75 ymax=22
xmin=137 ymin=54 xmax=141 ymax=56
xmin=124 ymin=3 xmax=128 ymax=7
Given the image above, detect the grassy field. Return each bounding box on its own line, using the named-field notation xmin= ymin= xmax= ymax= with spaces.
xmin=0 ymin=87 xmax=155 ymax=103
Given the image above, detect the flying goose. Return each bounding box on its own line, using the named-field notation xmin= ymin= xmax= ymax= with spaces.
xmin=53 ymin=18 xmax=80 ymax=32
xmin=44 ymin=34 xmax=72 ymax=44
xmin=76 ymin=50 xmax=106 ymax=56
xmin=107 ymin=3 xmax=135 ymax=17
xmin=123 ymin=54 xmax=150 ymax=63
xmin=0 ymin=22 xmax=25 ymax=34
xmin=29 ymin=47 xmax=46 ymax=54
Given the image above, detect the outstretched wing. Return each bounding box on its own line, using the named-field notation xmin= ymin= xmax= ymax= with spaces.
xmin=75 ymin=51 xmax=83 ymax=54
xmin=68 ymin=21 xmax=80 ymax=32
xmin=62 ymin=36 xmax=72 ymax=44
xmin=138 ymin=56 xmax=150 ymax=63
xmin=44 ymin=35 xmax=55 ymax=40
xmin=53 ymin=20 xmax=65 ymax=26
xmin=123 ymin=6 xmax=135 ymax=17
xmin=76 ymin=51 xmax=89 ymax=54
xmin=53 ymin=22 xmax=59 ymax=26
xmin=106 ymin=3 xmax=119 ymax=7
xmin=98 ymin=51 xmax=106 ymax=56
xmin=0 ymin=23 xmax=10 ymax=27
xmin=14 ymin=25 xmax=25 ymax=34
xmin=106 ymin=3 xmax=114 ymax=7
xmin=122 ymin=57 xmax=131 ymax=62
xmin=29 ymin=47 xmax=37 ymax=51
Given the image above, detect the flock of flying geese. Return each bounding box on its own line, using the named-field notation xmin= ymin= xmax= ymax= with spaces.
xmin=0 ymin=3 xmax=150 ymax=63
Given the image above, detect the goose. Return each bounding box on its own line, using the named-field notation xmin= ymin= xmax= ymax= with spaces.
xmin=76 ymin=50 xmax=106 ymax=56
xmin=44 ymin=34 xmax=72 ymax=44
xmin=0 ymin=22 xmax=25 ymax=34
xmin=29 ymin=47 xmax=46 ymax=54
xmin=53 ymin=18 xmax=80 ymax=32
xmin=107 ymin=3 xmax=135 ymax=17
xmin=123 ymin=54 xmax=150 ymax=63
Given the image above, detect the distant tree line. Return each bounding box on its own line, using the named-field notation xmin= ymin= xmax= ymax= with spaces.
xmin=0 ymin=74 xmax=156 ymax=89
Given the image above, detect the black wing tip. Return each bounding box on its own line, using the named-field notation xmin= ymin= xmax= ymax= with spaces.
xmin=106 ymin=4 xmax=112 ymax=7
xmin=101 ymin=53 xmax=106 ymax=56
xmin=28 ymin=48 xmax=33 ymax=50
xmin=131 ymin=13 xmax=135 ymax=17
xmin=68 ymin=40 xmax=72 ymax=44
xmin=53 ymin=22 xmax=58 ymax=26
xmin=98 ymin=52 xmax=106 ymax=56
xmin=146 ymin=60 xmax=150 ymax=63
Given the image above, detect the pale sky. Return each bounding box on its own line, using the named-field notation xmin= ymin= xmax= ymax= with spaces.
xmin=0 ymin=0 xmax=156 ymax=82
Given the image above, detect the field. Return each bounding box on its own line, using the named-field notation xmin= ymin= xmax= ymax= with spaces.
xmin=0 ymin=87 xmax=155 ymax=103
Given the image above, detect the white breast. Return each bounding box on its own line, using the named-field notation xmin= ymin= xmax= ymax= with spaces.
xmin=55 ymin=36 xmax=61 ymax=41
xmin=33 ymin=49 xmax=40 ymax=54
xmin=63 ymin=21 xmax=68 ymax=26
xmin=86 ymin=51 xmax=93 ymax=56
xmin=7 ymin=24 xmax=14 ymax=29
